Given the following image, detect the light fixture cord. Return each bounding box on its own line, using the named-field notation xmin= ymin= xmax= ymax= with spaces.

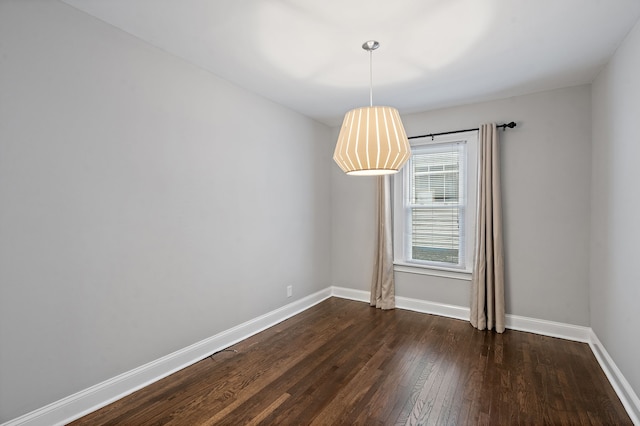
xmin=369 ymin=49 xmax=373 ymax=107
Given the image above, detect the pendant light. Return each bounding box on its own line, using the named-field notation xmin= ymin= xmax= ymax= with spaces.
xmin=333 ymin=41 xmax=411 ymax=176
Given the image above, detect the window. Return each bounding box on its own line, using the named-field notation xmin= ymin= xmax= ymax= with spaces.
xmin=393 ymin=131 xmax=477 ymax=274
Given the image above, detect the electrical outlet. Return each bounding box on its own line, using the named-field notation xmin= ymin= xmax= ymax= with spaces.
xmin=286 ymin=285 xmax=293 ymax=298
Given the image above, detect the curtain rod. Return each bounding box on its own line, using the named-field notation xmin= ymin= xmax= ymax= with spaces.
xmin=408 ymin=121 xmax=517 ymax=140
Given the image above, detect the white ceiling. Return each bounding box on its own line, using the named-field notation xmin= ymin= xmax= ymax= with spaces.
xmin=61 ymin=0 xmax=640 ymax=126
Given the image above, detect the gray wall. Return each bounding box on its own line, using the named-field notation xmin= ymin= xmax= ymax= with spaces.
xmin=591 ymin=18 xmax=640 ymax=399
xmin=0 ymin=1 xmax=332 ymax=421
xmin=4 ymin=0 xmax=637 ymax=422
xmin=332 ymin=86 xmax=592 ymax=326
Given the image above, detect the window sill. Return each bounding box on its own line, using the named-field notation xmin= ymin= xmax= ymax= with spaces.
xmin=393 ymin=262 xmax=472 ymax=281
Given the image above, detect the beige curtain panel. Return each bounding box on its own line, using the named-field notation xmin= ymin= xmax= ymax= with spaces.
xmin=371 ymin=175 xmax=395 ymax=310
xmin=471 ymin=123 xmax=506 ymax=333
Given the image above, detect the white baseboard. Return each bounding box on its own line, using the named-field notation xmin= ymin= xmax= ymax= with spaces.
xmin=396 ymin=295 xmax=470 ymax=321
xmin=330 ymin=286 xmax=638 ymax=424
xmin=589 ymin=331 xmax=640 ymax=425
xmin=330 ymin=286 xmax=369 ymax=303
xmin=330 ymin=286 xmax=590 ymax=341
xmin=504 ymin=313 xmax=591 ymax=342
xmin=328 ymin=287 xmax=468 ymax=321
xmin=2 ymin=288 xmax=332 ymax=426
xmin=5 ymin=287 xmax=638 ymax=426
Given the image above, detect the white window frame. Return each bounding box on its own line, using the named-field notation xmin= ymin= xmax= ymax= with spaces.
xmin=393 ymin=130 xmax=478 ymax=279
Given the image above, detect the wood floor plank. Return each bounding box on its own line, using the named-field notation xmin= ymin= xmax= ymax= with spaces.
xmin=70 ymin=298 xmax=633 ymax=425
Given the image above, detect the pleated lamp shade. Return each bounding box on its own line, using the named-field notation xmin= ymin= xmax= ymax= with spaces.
xmin=333 ymin=106 xmax=411 ymax=175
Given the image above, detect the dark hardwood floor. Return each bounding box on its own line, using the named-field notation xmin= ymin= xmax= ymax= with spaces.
xmin=70 ymin=297 xmax=632 ymax=425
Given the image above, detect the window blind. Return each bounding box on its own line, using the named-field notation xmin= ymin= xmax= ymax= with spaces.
xmin=406 ymin=142 xmax=467 ymax=267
